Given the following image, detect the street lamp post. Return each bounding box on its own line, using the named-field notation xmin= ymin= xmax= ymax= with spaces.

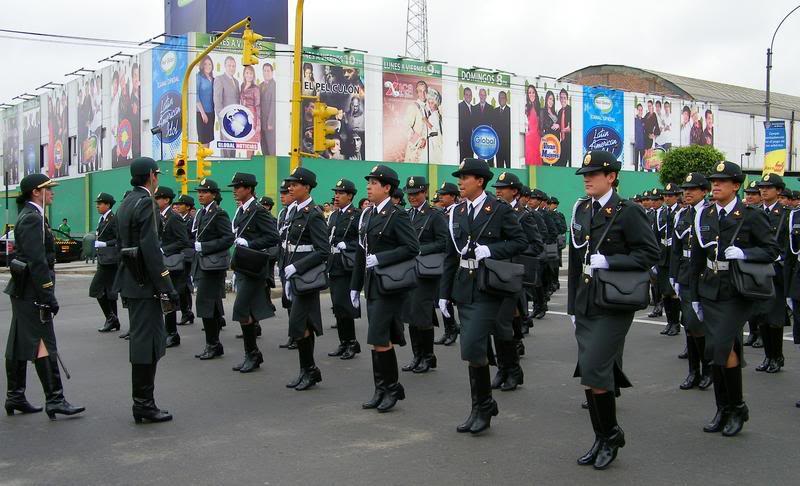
xmin=151 ymin=126 xmax=163 ymax=161
xmin=740 ymin=152 xmax=751 ymax=165
xmin=766 ymin=4 xmax=800 ymax=121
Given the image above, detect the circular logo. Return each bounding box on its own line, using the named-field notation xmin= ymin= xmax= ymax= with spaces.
xmin=220 ymin=104 xmax=255 ymax=140
xmin=593 ymin=94 xmax=613 ymax=114
xmin=584 ymin=125 xmax=623 ymax=159
xmin=54 ymin=140 xmax=64 ymax=169
xmin=117 ymin=119 xmax=133 ymax=157
xmin=160 ymin=50 xmax=177 ymax=75
xmin=540 ymin=133 xmax=562 ymax=165
xmin=470 ymin=125 xmax=499 ymax=160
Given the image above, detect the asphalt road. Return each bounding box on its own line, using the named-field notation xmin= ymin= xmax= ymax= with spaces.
xmin=1 ymin=275 xmax=799 ymax=485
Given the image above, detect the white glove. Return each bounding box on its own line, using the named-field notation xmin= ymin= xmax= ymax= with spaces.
xmin=94 ymin=240 xmax=107 ymax=248
xmin=569 ymin=315 xmax=576 ymax=327
xmin=673 ymin=282 xmax=681 ymax=296
xmin=474 ymin=245 xmax=491 ymax=262
xmin=366 ymin=254 xmax=379 ymax=268
xmin=336 ymin=241 xmax=347 ymax=250
xmin=651 ymin=265 xmax=658 ymax=274
xmin=724 ymin=246 xmax=745 ymax=260
xmin=350 ymin=290 xmax=360 ymax=308
xmin=194 ymin=241 xmax=202 ymax=252
xmin=284 ymin=281 xmax=292 ymax=301
xmin=787 ymin=298 xmax=794 ymax=311
xmin=691 ymin=302 xmax=703 ymax=321
xmin=284 ymin=264 xmax=297 ymax=278
xmin=589 ymin=254 xmax=610 ymax=270
xmin=438 ymin=299 xmax=451 ymax=318
xmin=669 ymin=278 xmax=675 ymax=287
xmin=234 ymin=237 xmax=248 ymax=247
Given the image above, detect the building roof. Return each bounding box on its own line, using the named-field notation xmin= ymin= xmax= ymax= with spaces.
xmin=561 ymin=64 xmax=800 ymax=120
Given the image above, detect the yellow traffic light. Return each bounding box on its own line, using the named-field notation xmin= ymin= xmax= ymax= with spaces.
xmin=312 ymin=102 xmax=340 ymax=153
xmin=173 ymin=154 xmax=187 ymax=179
xmin=242 ymin=28 xmax=263 ymax=66
xmin=196 ymin=146 xmax=214 ymax=179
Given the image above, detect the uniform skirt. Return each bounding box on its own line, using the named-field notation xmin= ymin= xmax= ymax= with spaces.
xmin=458 ymin=294 xmax=510 ymax=364
xmin=232 ymin=273 xmax=274 ymax=322
xmin=287 ymin=287 xmax=323 ymax=339
xmin=329 ymin=274 xmax=360 ymax=320
xmin=403 ymin=276 xmax=439 ymax=329
xmin=574 ymin=311 xmax=633 ymax=390
xmin=751 ymin=268 xmax=786 ymax=328
xmin=656 ymin=266 xmax=675 ymax=297
xmin=679 ymin=286 xmax=704 ymax=334
xmin=169 ymin=268 xmax=190 ymax=295
xmin=700 ymin=296 xmax=749 ymax=366
xmin=366 ymin=294 xmax=407 ymax=347
xmin=194 ymin=270 xmax=226 ymax=318
xmin=5 ymin=296 xmax=58 ymax=361
xmin=127 ymin=298 xmax=166 ymax=364
xmin=89 ymin=263 xmax=119 ymax=299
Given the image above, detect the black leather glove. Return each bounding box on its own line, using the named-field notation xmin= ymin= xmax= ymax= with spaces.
xmin=44 ymin=293 xmax=59 ymax=316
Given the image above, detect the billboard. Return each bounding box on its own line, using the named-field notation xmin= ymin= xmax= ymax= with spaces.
xmin=166 ymin=0 xmax=289 ymax=45
xmin=632 ymin=95 xmax=680 ymax=172
xmin=196 ymin=32 xmax=276 ymax=158
xmin=763 ymin=121 xmax=787 ymax=176
xmin=46 ymin=85 xmax=69 ymax=178
xmin=110 ymin=57 xmax=141 ymax=167
xmin=22 ymin=100 xmax=40 ymax=177
xmin=582 ymin=86 xmax=624 ymax=165
xmin=152 ymin=35 xmax=187 ymax=160
xmin=2 ymin=107 xmax=20 ymax=184
xmin=77 ymin=73 xmax=102 ymax=173
xmin=678 ymin=101 xmax=716 ymax=148
xmin=522 ymin=80 xmax=573 ymax=167
xmin=457 ymin=68 xmax=512 ymax=168
xmin=300 ymin=48 xmax=365 ymax=160
xmin=382 ymin=58 xmax=443 ymax=164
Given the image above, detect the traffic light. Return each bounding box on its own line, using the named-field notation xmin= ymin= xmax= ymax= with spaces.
xmin=312 ymin=102 xmax=340 ymax=153
xmin=196 ymin=146 xmax=213 ymax=179
xmin=173 ymin=154 xmax=187 ymax=180
xmin=241 ymin=27 xmax=263 ymax=66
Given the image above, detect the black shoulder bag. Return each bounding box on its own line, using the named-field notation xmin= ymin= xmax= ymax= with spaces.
xmin=414 ymin=212 xmax=445 ymax=278
xmin=592 ymin=205 xmax=651 ymax=312
xmin=288 ymin=213 xmax=328 ymax=295
xmin=472 ymin=208 xmax=525 ymax=296
xmin=96 ymin=216 xmax=121 ymax=265
xmin=196 ymin=208 xmax=232 ymax=272
xmin=372 ymin=208 xmax=418 ymax=294
xmin=231 ymin=208 xmax=271 ymax=279
xmin=727 ymin=216 xmax=775 ymax=300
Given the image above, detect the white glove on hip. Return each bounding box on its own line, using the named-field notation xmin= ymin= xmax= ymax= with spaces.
xmin=474 ymin=245 xmax=491 ymax=262
xmin=336 ymin=241 xmax=347 ymax=250
xmin=691 ymin=302 xmax=704 ymax=321
xmin=438 ymin=299 xmax=451 ymax=318
xmin=569 ymin=315 xmax=576 ymax=328
xmin=194 ymin=241 xmax=202 ymax=252
xmin=787 ymin=298 xmax=794 ymax=311
xmin=366 ymin=254 xmax=379 ymax=268
xmin=94 ymin=240 xmax=107 ymax=248
xmin=673 ymin=283 xmax=681 ymax=296
xmin=284 ymin=264 xmax=297 ymax=278
xmin=350 ymin=290 xmax=360 ymax=308
xmin=284 ymin=281 xmax=292 ymax=301
xmin=589 ymin=254 xmax=610 ymax=269
xmin=234 ymin=237 xmax=248 ymax=247
xmin=724 ymin=246 xmax=745 ymax=260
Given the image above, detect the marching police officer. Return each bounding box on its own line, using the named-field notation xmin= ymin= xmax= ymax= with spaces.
xmin=192 ymin=179 xmax=234 ymax=360
xmin=743 ymin=181 xmax=762 ymax=207
xmin=228 ymin=173 xmax=279 ymax=373
xmin=282 ymin=167 xmax=330 ymax=391
xmin=402 ymin=176 xmax=448 ymax=374
xmin=4 ymin=174 xmax=85 ymax=419
xmin=433 ymin=182 xmax=461 ymax=346
xmin=327 ymin=178 xmax=362 ymax=360
xmin=439 ymin=158 xmax=527 ymax=434
xmin=530 ymin=189 xmax=559 ymax=298
xmin=568 ymin=151 xmax=659 ymax=469
xmin=277 ymin=179 xmax=297 ymax=350
xmin=114 ymin=158 xmax=179 ymax=423
xmin=690 ymin=161 xmax=778 ymax=437
xmin=656 ymin=183 xmax=683 ymax=336
xmin=351 ymin=165 xmax=419 ymax=412
xmin=670 ymin=173 xmax=713 ymax=390
xmin=172 ymin=194 xmax=196 ymax=326
xmin=647 ymin=189 xmax=665 ymax=318
xmin=154 ymin=186 xmax=192 ymax=348
xmin=92 ymin=192 xmax=122 ymax=334
xmin=743 ymin=178 xmax=765 ymax=351
xmin=751 ymin=173 xmax=789 ymax=373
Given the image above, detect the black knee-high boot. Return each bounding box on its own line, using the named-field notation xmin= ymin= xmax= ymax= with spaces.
xmin=377 ymin=348 xmax=404 ymax=412
xmin=413 ymin=328 xmax=436 ymax=373
xmin=340 ymin=318 xmax=361 ymax=360
xmin=362 ymin=350 xmax=385 ymax=409
xmin=578 ymin=389 xmax=602 ymax=465
xmin=491 ymin=337 xmax=508 ymax=389
xmin=5 ymin=359 xmax=42 ymax=415
xmin=457 ymin=366 xmax=480 ymax=433
xmin=680 ymin=335 xmax=700 ymax=389
xmin=97 ymin=298 xmax=121 ymax=332
xmin=196 ymin=318 xmax=223 ymax=359
xmin=329 ymin=317 xmax=348 ymax=357
xmin=500 ymin=339 xmax=523 ymax=392
xmin=721 ymin=366 xmax=748 ymax=436
xmin=402 ymin=327 xmax=421 ymax=372
xmin=469 ymin=364 xmax=497 ymax=434
xmin=767 ymin=327 xmax=784 ymax=373
xmin=34 ymin=355 xmax=84 ymax=420
xmin=234 ymin=324 xmax=263 ymax=373
xmin=591 ymin=391 xmax=625 ymax=469
xmin=695 ymin=336 xmax=713 ymax=389
xmin=756 ymin=324 xmax=771 ymax=371
xmin=295 ymin=334 xmax=321 ymax=391
xmin=132 ymin=362 xmax=171 ymax=423
xmin=704 ymin=365 xmax=729 ymax=433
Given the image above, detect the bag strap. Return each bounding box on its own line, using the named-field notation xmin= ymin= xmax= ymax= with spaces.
xmin=196 ymin=204 xmax=219 ymax=240
xmin=593 ymin=203 xmax=622 ymax=255
xmin=234 ymin=206 xmax=259 ymax=238
xmin=727 ymin=216 xmax=746 ymax=250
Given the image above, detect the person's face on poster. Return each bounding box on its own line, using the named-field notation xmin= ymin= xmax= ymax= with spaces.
xmin=647 ymin=101 xmax=654 ymax=114
xmin=681 ymin=108 xmax=690 ymax=125
xmin=243 ymin=66 xmax=255 ymax=85
xmin=416 ymin=82 xmax=427 ymax=102
xmin=201 ymin=57 xmax=213 ymax=76
xmin=343 ymin=67 xmax=358 ymax=82
xmin=655 ymin=102 xmax=662 ymax=115
xmin=664 ymin=103 xmax=671 ymax=116
xmin=331 ymin=138 xmax=341 ymax=156
xmin=304 ymin=101 xmax=315 ymax=121
xmin=263 ymin=64 xmax=274 ymax=81
xmin=636 ymin=105 xmax=643 ymax=118
xmin=427 ymin=97 xmax=439 ymax=113
xmin=464 ymin=88 xmax=472 ymax=104
xmin=479 ymin=89 xmax=487 ymax=105
xmin=527 ymin=86 xmax=537 ymax=104
xmin=132 ymin=66 xmax=140 ymax=90
xmin=559 ymin=91 xmax=569 ymax=109
xmin=498 ymin=91 xmax=507 ymax=108
xmin=546 ymin=93 xmax=555 ymax=111
xmin=353 ymin=134 xmax=362 ymax=152
xmin=705 ymin=112 xmax=714 ymax=128
xmin=351 ymin=97 xmax=362 ymax=115
xmin=225 ymin=57 xmax=236 ymax=76
xmin=303 ymin=66 xmax=313 ymax=80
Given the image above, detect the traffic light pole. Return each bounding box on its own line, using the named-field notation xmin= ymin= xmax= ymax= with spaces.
xmin=290 ymin=0 xmax=306 ymax=173
xmin=175 ymin=17 xmax=252 ymax=194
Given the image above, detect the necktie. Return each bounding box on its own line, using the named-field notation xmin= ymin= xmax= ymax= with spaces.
xmin=467 ymin=203 xmax=476 ymax=233
xmin=592 ymin=201 xmax=601 ymax=218
xmin=719 ymin=208 xmax=727 ymax=221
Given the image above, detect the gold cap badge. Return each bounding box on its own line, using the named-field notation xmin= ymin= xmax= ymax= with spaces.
xmin=337 ymin=179 xmax=343 ymax=187
xmin=763 ymin=175 xmax=770 ymax=181
xmin=459 ymin=161 xmax=465 ymax=169
xmin=499 ymin=172 xmax=506 ymax=181
xmin=372 ymin=165 xmax=379 ymax=172
xmin=716 ymin=163 xmax=725 ymax=172
xmin=686 ymin=174 xmax=693 ymax=182
xmin=201 ymin=178 xmax=207 ymax=185
xmin=583 ymin=154 xmax=591 ymax=166
xmin=409 ymin=177 xmax=415 ymax=187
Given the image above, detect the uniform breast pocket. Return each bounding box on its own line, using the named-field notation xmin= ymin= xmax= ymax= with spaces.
xmin=600 ymin=227 xmax=625 ymax=253
xmin=734 ymin=233 xmax=751 ymax=246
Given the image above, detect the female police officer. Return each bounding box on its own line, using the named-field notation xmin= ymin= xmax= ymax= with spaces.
xmin=5 ymin=173 xmax=84 ymax=419
xmin=568 ymin=151 xmax=658 ymax=469
xmin=690 ymin=161 xmax=778 ymax=437
xmin=351 ymin=165 xmax=419 ymax=412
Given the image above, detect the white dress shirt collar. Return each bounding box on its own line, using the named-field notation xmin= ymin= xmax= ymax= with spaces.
xmin=715 ymin=197 xmax=738 ymax=215
xmin=465 ymin=191 xmax=488 ymax=214
xmin=592 ymin=188 xmax=614 ymax=208
xmin=28 ymin=201 xmax=44 ymax=215
xmin=295 ymin=197 xmax=313 ymax=212
xmin=375 ymin=197 xmax=392 ymax=214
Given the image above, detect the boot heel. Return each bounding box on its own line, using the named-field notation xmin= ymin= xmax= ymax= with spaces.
xmin=46 ymin=410 xmax=56 ymax=420
xmin=134 ymin=415 xmax=143 ymax=424
xmin=5 ymin=405 xmax=14 ymax=416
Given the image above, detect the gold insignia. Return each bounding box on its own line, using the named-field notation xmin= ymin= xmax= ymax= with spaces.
xmin=201 ymin=178 xmax=207 ymax=185
xmin=499 ymin=172 xmax=506 ymax=181
xmin=337 ymin=179 xmax=343 ymax=187
xmin=459 ymin=161 xmax=465 ymax=169
xmin=584 ymin=203 xmax=590 ymax=210
xmin=763 ymin=175 xmax=770 ymax=181
xmin=460 ymin=207 xmax=465 ymax=213
xmin=372 ymin=165 xmax=379 ymax=172
xmin=42 ymin=282 xmax=53 ymax=289
xmin=161 ymin=270 xmax=170 ymax=277
xmin=644 ymin=191 xmax=649 ymax=196
xmin=686 ymin=174 xmax=693 ymax=182
xmin=774 ymin=209 xmax=779 ymax=214
xmin=603 ymin=162 xmax=609 ymax=167
xmin=441 ymin=183 xmax=446 ymax=189
xmin=583 ymin=154 xmax=591 ymax=165
xmin=734 ymin=210 xmax=741 ymax=217
xmin=653 ymin=189 xmax=659 ymax=195
xmin=304 ymin=207 xmax=309 ymax=212
xmin=97 ymin=193 xmax=102 ymax=199
xmin=716 ymin=163 xmax=725 ymax=172
xmin=409 ymin=177 xmax=415 ymax=187
xmin=292 ymin=167 xmax=299 ymax=175
xmin=750 ymin=181 xmax=757 ymax=188
xmin=380 ymin=210 xmax=387 ymax=215
xmin=484 ymin=205 xmax=491 ymax=213
xmin=605 ymin=207 xmax=612 ymax=214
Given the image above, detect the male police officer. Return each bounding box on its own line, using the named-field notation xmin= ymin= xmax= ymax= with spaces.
xmin=277 ymin=179 xmax=297 ymax=350
xmin=172 ymin=195 xmax=196 ymax=326
xmin=656 ymin=183 xmax=683 ymax=336
xmin=93 ymin=192 xmax=122 ymax=334
xmin=114 ymin=157 xmax=179 ymax=423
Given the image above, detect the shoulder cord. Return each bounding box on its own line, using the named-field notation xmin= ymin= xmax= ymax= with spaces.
xmin=674 ymin=207 xmax=691 ymax=239
xmin=233 ymin=206 xmax=259 ymax=239
xmin=693 ymin=205 xmax=719 ymax=250
xmin=330 ymin=209 xmax=356 ymax=245
xmin=789 ymin=209 xmax=800 ymax=256
xmin=447 ymin=202 xmax=497 ymax=261
xmin=96 ymin=213 xmax=112 ymax=239
xmin=569 ymin=198 xmax=590 ymax=250
xmin=655 ymin=207 xmax=668 ymax=233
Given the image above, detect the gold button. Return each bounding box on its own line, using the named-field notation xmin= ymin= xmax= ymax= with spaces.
xmin=584 ymin=278 xmax=590 ymax=283
xmin=585 ymin=235 xmax=590 ymax=241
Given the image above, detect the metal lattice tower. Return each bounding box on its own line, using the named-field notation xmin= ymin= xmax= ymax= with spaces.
xmin=405 ymin=0 xmax=429 ymax=61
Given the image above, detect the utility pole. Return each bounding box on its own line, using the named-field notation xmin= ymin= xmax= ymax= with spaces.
xmin=289 ymin=0 xmax=306 ymax=173
xmin=766 ymin=4 xmax=800 ymax=121
xmin=405 ymin=0 xmax=429 ymax=61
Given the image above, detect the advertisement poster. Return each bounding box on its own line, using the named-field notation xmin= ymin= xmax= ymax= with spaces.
xmin=22 ymin=100 xmax=40 ymax=176
xmin=678 ymin=101 xmax=716 ymax=148
xmin=300 ymin=48 xmax=365 ymax=160
xmin=763 ymin=121 xmax=787 ymax=176
xmin=110 ymin=57 xmax=141 ymax=167
xmin=196 ymin=32 xmax=276 ymax=159
xmin=152 ymin=35 xmax=187 ymax=160
xmin=457 ymin=68 xmax=512 ymax=167
xmin=582 ymin=86 xmax=624 ymax=164
xmin=46 ymin=85 xmax=69 ymax=178
xmin=77 ymin=73 xmax=102 ymax=173
xmin=382 ymin=58 xmax=443 ymax=163
xmin=2 ymin=107 xmax=20 ymax=184
xmin=631 ymin=95 xmax=680 ymax=172
xmin=522 ymin=80 xmax=573 ymax=167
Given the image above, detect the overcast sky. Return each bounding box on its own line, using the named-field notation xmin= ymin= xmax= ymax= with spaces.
xmin=2 ymin=0 xmax=799 ymax=104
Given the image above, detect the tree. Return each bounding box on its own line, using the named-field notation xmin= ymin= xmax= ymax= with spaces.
xmin=659 ymin=145 xmax=726 ymax=186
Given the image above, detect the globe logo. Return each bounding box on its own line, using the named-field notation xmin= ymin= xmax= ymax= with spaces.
xmin=471 ymin=125 xmax=499 ymax=160
xmin=220 ymin=104 xmax=255 ymax=140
